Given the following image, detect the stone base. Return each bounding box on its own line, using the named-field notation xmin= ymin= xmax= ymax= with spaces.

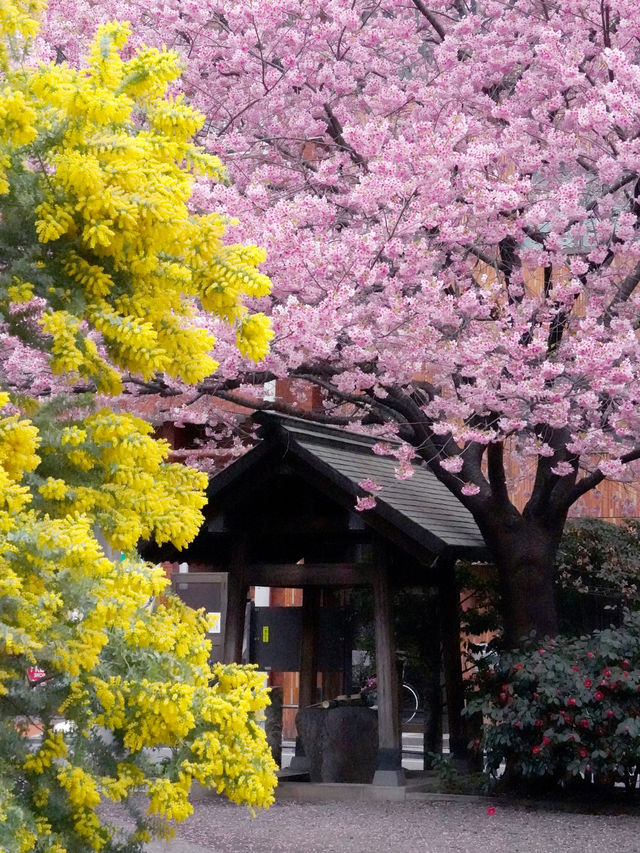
xmin=296 ymin=706 xmax=378 ymax=784
xmin=372 ymin=768 xmax=406 ymax=787
xmin=288 ymin=754 xmax=310 ymax=772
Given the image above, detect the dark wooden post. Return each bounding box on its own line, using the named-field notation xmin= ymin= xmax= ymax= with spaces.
xmin=372 ymin=562 xmax=405 ymax=786
xmin=265 ymin=686 xmax=283 ymax=768
xmin=422 ymin=586 xmax=443 ymax=770
xmin=299 ymin=587 xmax=320 ymax=709
xmin=321 ymin=587 xmax=344 ymax=701
xmin=439 ymin=558 xmax=467 ymax=763
xmin=291 ymin=586 xmax=320 ymax=770
xmin=223 ymin=547 xmax=248 ymax=664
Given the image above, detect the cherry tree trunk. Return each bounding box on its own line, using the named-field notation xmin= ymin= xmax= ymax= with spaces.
xmin=481 ymin=514 xmax=564 ymax=648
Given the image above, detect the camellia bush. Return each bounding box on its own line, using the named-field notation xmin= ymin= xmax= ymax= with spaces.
xmin=468 ymin=611 xmax=640 ymax=793
xmin=0 ymin=2 xmax=276 ymax=851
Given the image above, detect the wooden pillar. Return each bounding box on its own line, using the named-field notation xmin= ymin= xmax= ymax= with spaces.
xmin=321 ymin=587 xmax=344 ymax=700
xmin=223 ymin=546 xmax=248 ymax=664
xmin=299 ymin=587 xmax=320 ymax=709
xmin=291 ymin=586 xmax=320 ymax=770
xmin=372 ymin=562 xmax=405 ymax=786
xmin=422 ymin=586 xmax=443 ymax=770
xmin=439 ymin=557 xmax=467 ymax=763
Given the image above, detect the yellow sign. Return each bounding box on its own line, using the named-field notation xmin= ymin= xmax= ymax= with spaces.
xmin=262 ymin=625 xmax=269 ymax=643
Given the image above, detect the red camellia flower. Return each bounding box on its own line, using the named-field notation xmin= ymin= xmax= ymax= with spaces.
xmin=578 ymin=748 xmax=588 ymax=759
xmin=584 ymin=679 xmax=592 ymax=688
xmin=623 ymin=660 xmax=630 ymax=669
xmin=543 ymin=736 xmax=551 ymax=745
xmin=499 ymin=692 xmax=507 ymax=704
xmin=564 ymin=714 xmax=572 ymax=723
xmin=604 ymin=669 xmax=611 ymax=677
xmin=580 ymin=719 xmax=590 ymax=728
xmin=571 ymin=665 xmax=579 ymax=672
xmin=594 ymin=691 xmax=604 ymax=701
xmin=587 ymin=652 xmax=594 ymax=659
xmin=515 ymin=664 xmax=522 ymax=670
xmin=535 ymin=719 xmax=544 ymax=727
xmin=514 ymin=721 xmax=521 ymax=727
xmin=532 ymin=745 xmax=540 ymax=754
xmin=607 ymin=710 xmax=614 ymax=718
xmin=539 ymin=649 xmax=545 ymax=655
xmin=568 ymin=698 xmax=576 ymax=706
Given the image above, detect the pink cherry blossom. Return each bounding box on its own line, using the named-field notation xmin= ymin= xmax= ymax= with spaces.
xmin=355 ymin=495 xmax=377 ymax=512
xmin=39 ymin=0 xmax=640 ymax=644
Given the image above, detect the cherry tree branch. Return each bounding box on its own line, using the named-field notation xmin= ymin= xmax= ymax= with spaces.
xmin=410 ymin=0 xmax=446 ymax=41
xmin=561 ymin=445 xmax=640 ymax=509
xmin=213 ymin=389 xmax=355 ymax=425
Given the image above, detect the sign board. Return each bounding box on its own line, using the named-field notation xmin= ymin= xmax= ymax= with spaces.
xmin=26 ymin=666 xmax=47 ymax=684
xmin=251 ymin=606 xmax=352 ymax=672
xmin=171 ymin=572 xmax=228 ymax=663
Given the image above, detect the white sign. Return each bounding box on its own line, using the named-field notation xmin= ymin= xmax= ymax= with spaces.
xmin=207 ymin=612 xmax=221 ymax=633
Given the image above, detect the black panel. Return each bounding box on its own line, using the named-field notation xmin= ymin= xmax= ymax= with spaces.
xmin=251 ymin=607 xmax=352 ymax=672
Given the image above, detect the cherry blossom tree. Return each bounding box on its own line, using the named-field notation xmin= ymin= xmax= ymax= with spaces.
xmin=41 ymin=0 xmax=640 ymax=645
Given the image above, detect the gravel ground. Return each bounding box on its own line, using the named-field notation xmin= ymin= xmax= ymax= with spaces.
xmin=142 ymin=795 xmax=640 ymax=853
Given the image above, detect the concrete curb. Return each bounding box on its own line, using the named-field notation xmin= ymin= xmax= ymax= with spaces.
xmin=147 ymin=841 xmax=211 ymax=853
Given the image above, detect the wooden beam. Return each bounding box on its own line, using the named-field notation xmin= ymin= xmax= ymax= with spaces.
xmin=244 ymin=563 xmax=376 ymax=588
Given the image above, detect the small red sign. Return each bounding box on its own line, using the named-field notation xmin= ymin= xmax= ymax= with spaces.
xmin=26 ymin=667 xmax=47 ymax=683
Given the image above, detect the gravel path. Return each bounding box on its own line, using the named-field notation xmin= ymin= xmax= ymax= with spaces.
xmin=144 ymin=796 xmax=640 ymax=853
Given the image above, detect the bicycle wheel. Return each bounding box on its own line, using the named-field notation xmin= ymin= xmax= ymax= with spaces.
xmin=401 ymin=682 xmax=419 ymax=724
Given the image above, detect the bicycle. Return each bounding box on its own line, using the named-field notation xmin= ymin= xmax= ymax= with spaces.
xmin=361 ymin=676 xmax=420 ymax=724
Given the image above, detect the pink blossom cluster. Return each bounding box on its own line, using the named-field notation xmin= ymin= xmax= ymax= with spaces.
xmin=36 ymin=0 xmax=640 ymax=506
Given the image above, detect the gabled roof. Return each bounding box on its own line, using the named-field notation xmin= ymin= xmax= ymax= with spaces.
xmin=208 ymin=412 xmax=486 ymax=561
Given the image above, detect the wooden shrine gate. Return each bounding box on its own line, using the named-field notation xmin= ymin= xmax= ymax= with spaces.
xmin=147 ymin=412 xmax=487 ymax=786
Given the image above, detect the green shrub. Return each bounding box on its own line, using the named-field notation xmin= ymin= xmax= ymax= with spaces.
xmin=467 ymin=611 xmax=640 ymax=792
